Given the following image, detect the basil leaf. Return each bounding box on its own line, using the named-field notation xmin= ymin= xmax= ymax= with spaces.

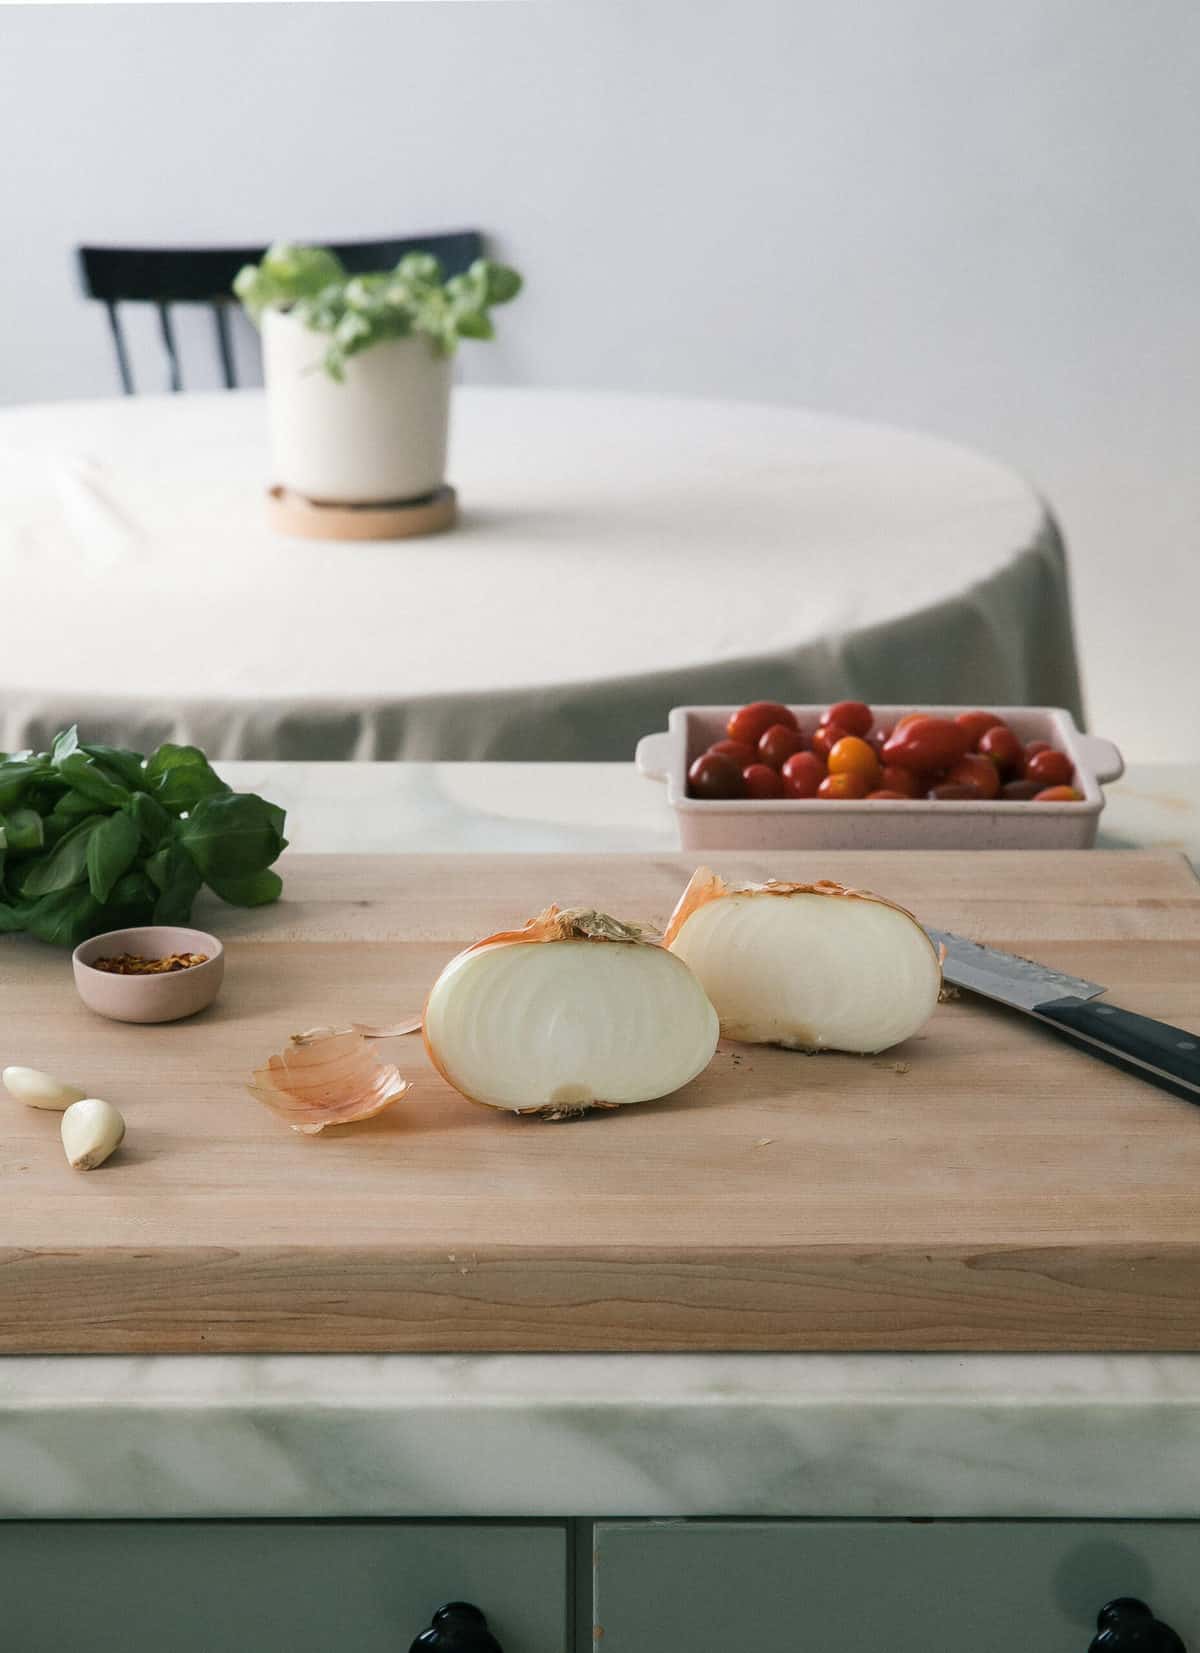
xmin=23 ymin=885 xmax=103 ymax=948
xmin=50 ymin=725 xmax=80 ymax=766
xmin=56 ymin=752 xmax=132 ymax=808
xmin=145 ymin=744 xmax=231 ymax=811
xmin=102 ymin=869 xmax=158 ymax=928
xmin=151 ymin=844 xmax=203 ymax=925
xmin=0 ymin=759 xmax=51 ymax=810
xmin=86 ymin=809 xmax=140 ymax=903
xmin=205 ymin=868 xmax=283 ymax=908
xmin=176 ymin=793 xmax=285 ymax=880
xmin=0 ymin=807 xmax=44 ymax=854
xmin=0 ymin=898 xmax=26 ymax=934
xmin=130 ymin=792 xmax=172 ymax=851
xmin=82 ymin=744 xmax=149 ymax=792
xmin=19 ymin=815 xmax=104 ymax=899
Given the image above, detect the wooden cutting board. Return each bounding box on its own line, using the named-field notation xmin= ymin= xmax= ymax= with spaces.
xmin=3 ymin=850 xmax=1200 ymax=1354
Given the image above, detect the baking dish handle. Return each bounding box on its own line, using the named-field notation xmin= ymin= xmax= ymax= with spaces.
xmin=1077 ymin=734 xmax=1125 ymax=785
xmin=635 ymin=731 xmax=672 ymax=783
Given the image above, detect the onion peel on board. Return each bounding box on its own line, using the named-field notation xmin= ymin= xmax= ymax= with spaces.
xmin=247 ymin=1026 xmax=411 ymax=1135
xmin=422 ymin=904 xmax=719 ymax=1118
xmin=664 ymin=867 xmax=941 ymax=1055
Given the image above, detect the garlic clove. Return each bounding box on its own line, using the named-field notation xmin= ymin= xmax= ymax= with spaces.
xmin=3 ymin=1066 xmax=88 ymax=1112
xmin=60 ymin=1098 xmax=126 ymax=1170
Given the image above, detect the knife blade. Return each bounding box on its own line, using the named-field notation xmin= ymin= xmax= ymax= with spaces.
xmin=926 ymin=927 xmax=1200 ymax=1104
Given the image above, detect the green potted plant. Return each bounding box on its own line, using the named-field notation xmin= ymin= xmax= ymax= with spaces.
xmin=234 ymin=243 xmax=522 ymax=506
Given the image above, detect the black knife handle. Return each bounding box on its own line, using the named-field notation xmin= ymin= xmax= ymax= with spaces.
xmin=1034 ymin=996 xmax=1200 ymax=1102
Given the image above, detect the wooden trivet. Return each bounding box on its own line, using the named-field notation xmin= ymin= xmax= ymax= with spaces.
xmin=267 ymin=483 xmax=457 ymax=541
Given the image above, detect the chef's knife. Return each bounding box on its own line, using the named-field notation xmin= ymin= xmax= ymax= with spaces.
xmin=926 ymin=927 xmax=1200 ymax=1104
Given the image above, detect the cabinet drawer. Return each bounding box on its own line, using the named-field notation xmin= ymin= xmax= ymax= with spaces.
xmin=594 ymin=1520 xmax=1200 ymax=1652
xmin=0 ymin=1521 xmax=566 ymax=1653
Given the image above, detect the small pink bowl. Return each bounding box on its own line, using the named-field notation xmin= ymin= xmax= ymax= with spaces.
xmin=72 ymin=926 xmax=224 ymax=1024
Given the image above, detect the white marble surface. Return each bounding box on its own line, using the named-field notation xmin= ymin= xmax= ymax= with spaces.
xmin=3 ymin=761 xmax=1199 ymax=1520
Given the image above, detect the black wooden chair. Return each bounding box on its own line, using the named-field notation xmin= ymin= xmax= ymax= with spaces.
xmin=78 ymin=231 xmax=484 ymax=395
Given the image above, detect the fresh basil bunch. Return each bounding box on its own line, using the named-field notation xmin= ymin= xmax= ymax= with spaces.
xmin=234 ymin=242 xmax=523 ymax=380
xmin=0 ymin=729 xmax=286 ymax=947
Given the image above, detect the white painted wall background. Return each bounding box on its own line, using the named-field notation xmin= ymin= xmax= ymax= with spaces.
xmin=2 ymin=0 xmax=1197 ymax=758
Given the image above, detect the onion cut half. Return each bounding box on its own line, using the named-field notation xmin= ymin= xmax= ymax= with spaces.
xmin=248 ymin=1026 xmax=411 ymax=1134
xmin=423 ymin=905 xmax=719 ymax=1118
xmin=664 ymin=868 xmax=941 ymax=1054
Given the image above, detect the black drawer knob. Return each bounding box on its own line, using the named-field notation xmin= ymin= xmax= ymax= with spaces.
xmin=1090 ymin=1597 xmax=1187 ymax=1651
xmin=409 ymin=1601 xmax=505 ymax=1653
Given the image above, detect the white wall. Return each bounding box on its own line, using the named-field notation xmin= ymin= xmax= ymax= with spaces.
xmin=3 ymin=0 xmax=1197 ymax=757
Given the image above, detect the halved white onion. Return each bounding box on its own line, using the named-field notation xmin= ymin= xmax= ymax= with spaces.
xmin=423 ymin=906 xmax=719 ymax=1117
xmin=664 ymin=869 xmax=940 ymax=1054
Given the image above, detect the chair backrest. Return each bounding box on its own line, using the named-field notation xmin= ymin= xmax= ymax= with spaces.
xmin=78 ymin=232 xmax=485 ymax=395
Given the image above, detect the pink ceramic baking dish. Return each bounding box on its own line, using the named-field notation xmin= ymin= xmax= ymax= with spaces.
xmin=635 ymin=706 xmax=1124 ymax=851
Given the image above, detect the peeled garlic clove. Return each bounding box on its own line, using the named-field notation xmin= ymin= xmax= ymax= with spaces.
xmin=61 ymin=1098 xmax=126 ymax=1170
xmin=3 ymin=1066 xmax=88 ymax=1111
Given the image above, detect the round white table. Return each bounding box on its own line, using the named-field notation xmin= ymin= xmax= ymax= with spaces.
xmin=0 ymin=388 xmax=1081 ymax=760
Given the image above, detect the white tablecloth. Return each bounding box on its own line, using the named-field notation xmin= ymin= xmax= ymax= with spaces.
xmin=0 ymin=388 xmax=1081 ymax=759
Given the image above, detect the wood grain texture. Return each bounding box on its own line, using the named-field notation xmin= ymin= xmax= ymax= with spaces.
xmin=2 ymin=850 xmax=1199 ymax=1353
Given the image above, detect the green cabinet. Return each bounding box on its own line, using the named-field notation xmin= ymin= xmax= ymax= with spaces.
xmin=0 ymin=1521 xmax=567 ymax=1653
xmin=593 ymin=1520 xmax=1200 ymax=1652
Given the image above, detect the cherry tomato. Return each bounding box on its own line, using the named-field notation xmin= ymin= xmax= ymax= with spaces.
xmin=709 ymin=738 xmax=757 ymax=769
xmin=827 ymin=735 xmax=881 ymax=789
xmin=1024 ymin=740 xmax=1051 ymax=758
xmin=955 ymin=710 xmax=1005 ymax=747
xmin=817 ymin=771 xmax=869 ymax=801
xmin=977 ymin=725 xmax=1024 ymax=776
xmin=944 ymin=753 xmax=1001 ymax=800
xmin=866 ymin=790 xmax=911 ymax=800
xmin=1000 ymin=779 xmax=1042 ymax=800
xmin=877 ymin=764 xmax=921 ymax=798
xmin=743 ymin=762 xmax=784 ymax=799
xmin=820 ymin=700 xmax=873 ymax=738
xmin=1024 ymin=748 xmax=1074 ymax=788
xmin=881 ymin=717 xmax=971 ymax=774
xmin=758 ymin=723 xmax=807 ymax=770
xmin=687 ymin=752 xmax=745 ymax=800
xmin=726 ymin=701 xmax=797 ymax=747
xmin=781 ymin=751 xmax=826 ymax=798
xmin=927 ymin=782 xmax=980 ymax=800
xmin=892 ymin=712 xmax=927 ymax=731
xmin=811 ymin=722 xmax=850 ymax=760
xmin=1033 ymin=785 xmax=1084 ymax=802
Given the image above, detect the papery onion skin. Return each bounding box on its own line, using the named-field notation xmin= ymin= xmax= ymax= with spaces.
xmin=423 ymin=906 xmax=719 ymax=1117
xmin=248 ymin=1025 xmax=411 ymax=1134
xmin=664 ymin=869 xmax=941 ymax=1055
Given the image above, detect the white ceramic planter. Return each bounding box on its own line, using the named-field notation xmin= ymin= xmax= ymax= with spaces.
xmin=262 ymin=309 xmax=453 ymax=505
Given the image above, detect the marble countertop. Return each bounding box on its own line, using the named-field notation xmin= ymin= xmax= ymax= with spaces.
xmin=4 ymin=761 xmax=1199 ymax=1521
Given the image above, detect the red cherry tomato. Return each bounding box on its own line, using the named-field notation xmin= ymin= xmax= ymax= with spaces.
xmin=927 ymin=782 xmax=981 ymax=800
xmin=817 ymin=771 xmax=869 ymax=801
xmin=1033 ymin=785 xmax=1084 ymax=802
xmin=820 ymin=700 xmax=873 ymax=738
xmin=866 ymin=790 xmax=911 ymax=800
xmin=742 ymin=762 xmax=784 ymax=799
xmin=687 ymin=752 xmax=745 ymax=800
xmin=977 ymin=725 xmax=1024 ymax=776
xmin=1024 ymin=748 xmax=1074 ymax=788
xmin=757 ymin=723 xmax=808 ymax=770
xmin=1024 ymin=740 xmax=1051 ymax=758
xmin=955 ymin=710 xmax=1005 ymax=747
xmin=877 ymin=764 xmax=921 ymax=798
xmin=811 ymin=722 xmax=849 ymax=760
xmin=709 ymin=738 xmax=757 ymax=769
xmin=780 ymin=751 xmax=826 ymax=798
xmin=726 ymin=701 xmax=797 ymax=747
xmin=827 ymin=735 xmax=881 ymax=789
xmin=1000 ymin=779 xmax=1042 ymax=800
xmin=944 ymin=753 xmax=1001 ymax=800
xmin=881 ymin=717 xmax=971 ymax=774
xmin=892 ymin=712 xmax=927 ymax=732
